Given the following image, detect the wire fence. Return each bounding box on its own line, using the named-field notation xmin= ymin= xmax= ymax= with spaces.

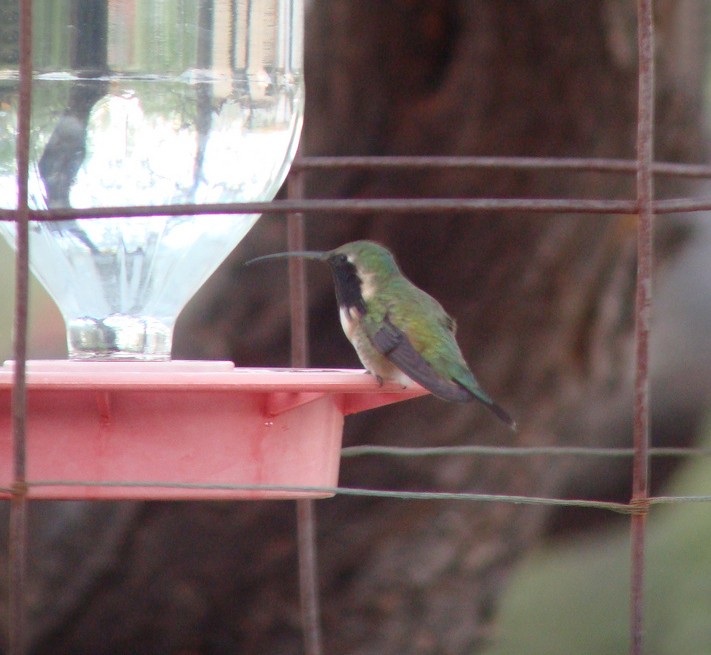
xmin=5 ymin=0 xmax=710 ymax=654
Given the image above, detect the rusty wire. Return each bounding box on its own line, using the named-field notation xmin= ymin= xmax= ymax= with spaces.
xmin=9 ymin=1 xmax=33 ymax=654
xmin=629 ymin=1 xmax=655 ymax=652
xmin=3 ymin=1 xmax=702 ymax=655
xmin=287 ymin=165 xmax=325 ymax=655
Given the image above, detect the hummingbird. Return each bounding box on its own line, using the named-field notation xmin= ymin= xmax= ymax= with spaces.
xmin=248 ymin=240 xmax=515 ymax=429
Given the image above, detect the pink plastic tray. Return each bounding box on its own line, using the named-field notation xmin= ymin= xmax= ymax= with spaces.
xmin=0 ymin=361 xmax=427 ymax=500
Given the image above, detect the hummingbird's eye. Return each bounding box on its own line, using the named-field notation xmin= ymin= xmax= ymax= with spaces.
xmin=336 ymin=254 xmax=348 ymax=264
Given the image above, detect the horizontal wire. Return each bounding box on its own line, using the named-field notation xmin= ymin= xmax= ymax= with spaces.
xmin=14 ymin=480 xmax=634 ymax=513
xmin=3 ymin=195 xmax=711 ymax=223
xmin=2 ymin=480 xmax=707 ymax=514
xmin=0 ymin=197 xmax=639 ymax=221
xmin=655 ymin=197 xmax=711 ymax=213
xmin=293 ymin=155 xmax=711 ymax=178
xmin=340 ymin=445 xmax=711 ymax=458
xmin=648 ymin=495 xmax=711 ymax=505
xmin=0 ymin=480 xmax=711 ymax=514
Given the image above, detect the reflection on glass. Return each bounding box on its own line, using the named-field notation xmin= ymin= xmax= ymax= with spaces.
xmin=0 ymin=0 xmax=304 ymax=360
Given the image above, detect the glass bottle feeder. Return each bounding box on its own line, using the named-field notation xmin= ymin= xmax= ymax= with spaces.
xmin=0 ymin=0 xmax=424 ymax=499
xmin=2 ymin=0 xmax=305 ymax=360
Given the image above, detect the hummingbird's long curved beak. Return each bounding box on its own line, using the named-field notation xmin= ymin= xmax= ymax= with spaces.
xmin=245 ymin=251 xmax=327 ymax=266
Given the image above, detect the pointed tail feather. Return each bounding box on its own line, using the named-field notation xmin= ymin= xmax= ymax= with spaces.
xmin=486 ymin=399 xmax=517 ymax=431
xmin=457 ymin=383 xmax=517 ymax=431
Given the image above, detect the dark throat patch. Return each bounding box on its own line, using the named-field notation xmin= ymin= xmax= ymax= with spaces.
xmin=329 ymin=258 xmax=367 ymax=315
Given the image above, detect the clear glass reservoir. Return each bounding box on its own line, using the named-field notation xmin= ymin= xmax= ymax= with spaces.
xmin=0 ymin=0 xmax=304 ymax=360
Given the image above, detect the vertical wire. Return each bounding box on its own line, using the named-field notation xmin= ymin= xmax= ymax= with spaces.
xmin=287 ymin=167 xmax=324 ymax=655
xmin=287 ymin=171 xmax=310 ymax=368
xmin=9 ymin=0 xmax=33 ymax=654
xmin=630 ymin=1 xmax=655 ymax=654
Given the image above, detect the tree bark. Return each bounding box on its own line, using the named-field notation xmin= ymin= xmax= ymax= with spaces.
xmin=1 ymin=2 xmax=707 ymax=654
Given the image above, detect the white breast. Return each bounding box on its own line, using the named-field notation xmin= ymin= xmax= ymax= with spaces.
xmin=359 ymin=272 xmax=377 ymax=301
xmin=339 ymin=306 xmax=361 ymax=341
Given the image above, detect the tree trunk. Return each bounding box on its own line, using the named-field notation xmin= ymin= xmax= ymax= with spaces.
xmin=1 ymin=2 xmax=707 ymax=654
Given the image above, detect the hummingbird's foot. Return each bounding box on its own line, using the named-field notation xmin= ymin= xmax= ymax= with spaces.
xmin=364 ymin=370 xmax=385 ymax=386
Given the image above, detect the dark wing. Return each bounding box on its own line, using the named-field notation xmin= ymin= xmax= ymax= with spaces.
xmin=370 ymin=317 xmax=517 ymax=429
xmin=370 ymin=318 xmax=473 ymax=402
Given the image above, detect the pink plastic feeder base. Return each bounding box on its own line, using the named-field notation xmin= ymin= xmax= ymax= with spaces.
xmin=0 ymin=361 xmax=428 ymax=500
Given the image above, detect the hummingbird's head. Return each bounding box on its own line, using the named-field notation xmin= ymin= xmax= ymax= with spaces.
xmin=325 ymin=241 xmax=401 ymax=304
xmin=327 ymin=241 xmax=399 ymax=277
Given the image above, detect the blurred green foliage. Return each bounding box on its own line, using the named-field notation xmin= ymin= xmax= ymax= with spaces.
xmin=485 ymin=419 xmax=711 ymax=655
